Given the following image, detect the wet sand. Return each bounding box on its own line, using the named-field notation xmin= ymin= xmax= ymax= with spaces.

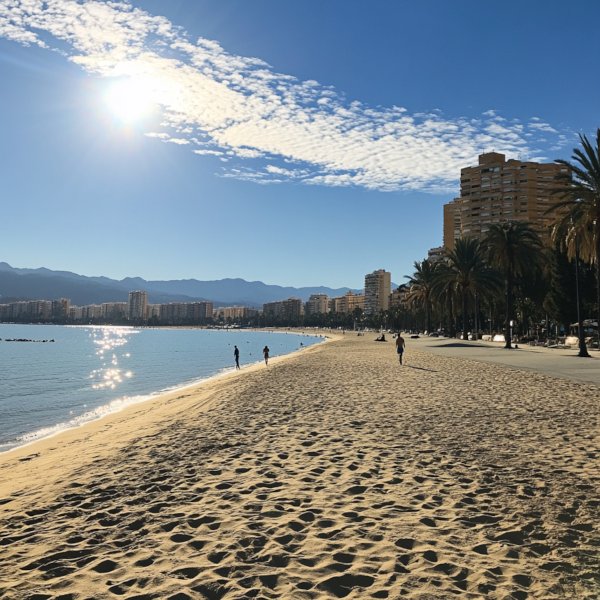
xmin=1 ymin=333 xmax=598 ymax=599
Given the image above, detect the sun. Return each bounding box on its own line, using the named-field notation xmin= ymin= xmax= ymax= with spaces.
xmin=104 ymin=78 xmax=157 ymax=123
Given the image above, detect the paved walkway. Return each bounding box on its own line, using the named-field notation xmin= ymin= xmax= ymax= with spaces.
xmin=410 ymin=336 xmax=600 ymax=386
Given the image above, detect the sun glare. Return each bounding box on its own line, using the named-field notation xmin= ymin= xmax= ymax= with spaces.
xmin=104 ymin=78 xmax=157 ymax=123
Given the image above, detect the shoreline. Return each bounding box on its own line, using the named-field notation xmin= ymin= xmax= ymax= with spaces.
xmin=0 ymin=327 xmax=330 ymax=455
xmin=1 ymin=333 xmax=597 ymax=599
xmin=0 ymin=331 xmax=334 ymax=500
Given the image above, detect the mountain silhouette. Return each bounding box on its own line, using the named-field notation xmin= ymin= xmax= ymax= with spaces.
xmin=0 ymin=262 xmax=356 ymax=307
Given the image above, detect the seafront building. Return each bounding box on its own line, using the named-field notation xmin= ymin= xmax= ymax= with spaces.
xmin=427 ymin=247 xmax=445 ymax=264
xmin=102 ymin=302 xmax=128 ymax=320
xmin=159 ymin=301 xmax=213 ymax=324
xmin=364 ymin=269 xmax=391 ymax=315
xmin=214 ymin=306 xmax=259 ymax=321
xmin=128 ymin=290 xmax=148 ymax=321
xmin=262 ymin=298 xmax=304 ymax=323
xmin=443 ymin=152 xmax=567 ymax=250
xmin=330 ymin=291 xmax=365 ymax=314
xmin=0 ymin=298 xmax=70 ymax=321
xmin=305 ymin=294 xmax=330 ymax=315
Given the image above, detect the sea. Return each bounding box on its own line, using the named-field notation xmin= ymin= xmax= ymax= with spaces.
xmin=0 ymin=324 xmax=324 ymax=452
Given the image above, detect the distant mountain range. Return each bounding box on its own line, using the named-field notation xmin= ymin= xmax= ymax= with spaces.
xmin=0 ymin=262 xmax=357 ymax=307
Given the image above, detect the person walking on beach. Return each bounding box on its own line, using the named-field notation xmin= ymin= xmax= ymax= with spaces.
xmin=234 ymin=345 xmax=240 ymax=369
xmin=263 ymin=345 xmax=270 ymax=365
xmin=395 ymin=334 xmax=405 ymax=365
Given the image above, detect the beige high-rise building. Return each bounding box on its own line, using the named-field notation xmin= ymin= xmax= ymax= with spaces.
xmin=262 ymin=298 xmax=304 ymax=322
xmin=443 ymin=152 xmax=568 ymax=250
xmin=364 ymin=269 xmax=391 ymax=315
xmin=128 ymin=290 xmax=148 ymax=320
xmin=330 ymin=291 xmax=365 ymax=314
xmin=305 ymin=294 xmax=330 ymax=315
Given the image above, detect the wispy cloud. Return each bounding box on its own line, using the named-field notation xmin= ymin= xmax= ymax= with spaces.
xmin=0 ymin=0 xmax=569 ymax=192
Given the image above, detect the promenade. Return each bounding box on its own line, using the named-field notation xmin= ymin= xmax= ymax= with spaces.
xmin=409 ymin=335 xmax=600 ymax=386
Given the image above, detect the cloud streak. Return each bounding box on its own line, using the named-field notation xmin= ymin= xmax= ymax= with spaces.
xmin=0 ymin=0 xmax=568 ymax=192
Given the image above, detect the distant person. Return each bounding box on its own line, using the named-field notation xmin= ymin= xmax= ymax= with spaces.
xmin=395 ymin=334 xmax=405 ymax=365
xmin=263 ymin=345 xmax=270 ymax=365
xmin=234 ymin=345 xmax=240 ymax=369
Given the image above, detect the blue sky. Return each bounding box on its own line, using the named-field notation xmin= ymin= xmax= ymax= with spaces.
xmin=1 ymin=0 xmax=598 ymax=289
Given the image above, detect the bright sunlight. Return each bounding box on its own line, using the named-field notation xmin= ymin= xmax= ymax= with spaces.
xmin=104 ymin=77 xmax=157 ymax=123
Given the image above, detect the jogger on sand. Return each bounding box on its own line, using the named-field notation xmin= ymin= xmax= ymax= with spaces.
xmin=395 ymin=334 xmax=405 ymax=365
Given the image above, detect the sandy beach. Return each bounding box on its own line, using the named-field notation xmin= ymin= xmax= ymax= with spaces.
xmin=1 ymin=333 xmax=598 ymax=599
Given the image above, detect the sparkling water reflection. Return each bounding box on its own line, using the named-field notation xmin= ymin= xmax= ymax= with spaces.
xmin=0 ymin=324 xmax=323 ymax=451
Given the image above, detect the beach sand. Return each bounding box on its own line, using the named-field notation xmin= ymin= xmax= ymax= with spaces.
xmin=1 ymin=333 xmax=598 ymax=599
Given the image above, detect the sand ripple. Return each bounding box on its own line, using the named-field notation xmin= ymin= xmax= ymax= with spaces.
xmin=0 ymin=335 xmax=598 ymax=598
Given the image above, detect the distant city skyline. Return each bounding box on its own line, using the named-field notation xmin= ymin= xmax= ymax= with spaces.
xmin=1 ymin=1 xmax=598 ymax=288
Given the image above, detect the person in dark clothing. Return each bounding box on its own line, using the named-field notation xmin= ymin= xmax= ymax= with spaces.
xmin=234 ymin=345 xmax=240 ymax=369
xmin=395 ymin=334 xmax=405 ymax=365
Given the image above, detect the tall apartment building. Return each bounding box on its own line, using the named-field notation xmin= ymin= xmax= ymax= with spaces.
xmin=305 ymin=294 xmax=330 ymax=315
xmin=262 ymin=298 xmax=304 ymax=323
xmin=364 ymin=269 xmax=391 ymax=315
xmin=443 ymin=152 xmax=568 ymax=250
xmin=51 ymin=298 xmax=70 ymax=319
xmin=102 ymin=302 xmax=128 ymax=320
xmin=128 ymin=290 xmax=148 ymax=320
xmin=330 ymin=291 xmax=365 ymax=314
xmin=159 ymin=301 xmax=213 ymax=324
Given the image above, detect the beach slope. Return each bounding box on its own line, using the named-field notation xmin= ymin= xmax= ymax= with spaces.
xmin=1 ymin=334 xmax=598 ymax=598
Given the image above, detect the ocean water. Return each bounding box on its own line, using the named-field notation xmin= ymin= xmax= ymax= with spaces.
xmin=0 ymin=324 xmax=323 ymax=452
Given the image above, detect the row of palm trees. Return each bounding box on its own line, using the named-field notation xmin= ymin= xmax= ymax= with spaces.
xmin=403 ymin=128 xmax=600 ymax=353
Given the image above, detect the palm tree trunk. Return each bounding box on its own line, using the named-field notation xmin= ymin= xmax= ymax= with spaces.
xmin=504 ymin=273 xmax=513 ymax=349
xmin=462 ymin=288 xmax=468 ymax=341
xmin=596 ymin=232 xmax=600 ymax=351
xmin=575 ymin=240 xmax=591 ymax=357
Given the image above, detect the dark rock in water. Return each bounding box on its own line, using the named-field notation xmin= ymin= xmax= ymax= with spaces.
xmin=3 ymin=338 xmax=55 ymax=343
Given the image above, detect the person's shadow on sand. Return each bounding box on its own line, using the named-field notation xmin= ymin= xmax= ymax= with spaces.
xmin=405 ymin=365 xmax=438 ymax=372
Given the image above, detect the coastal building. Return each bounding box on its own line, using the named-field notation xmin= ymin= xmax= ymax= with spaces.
xmin=330 ymin=291 xmax=365 ymax=314
xmin=0 ymin=300 xmax=51 ymax=320
xmin=147 ymin=304 xmax=161 ymax=319
xmin=102 ymin=302 xmax=128 ymax=320
xmin=159 ymin=301 xmax=214 ymax=324
xmin=214 ymin=306 xmax=258 ymax=321
xmin=81 ymin=304 xmax=103 ymax=320
xmin=427 ymin=247 xmax=446 ymax=264
xmin=262 ymin=298 xmax=304 ymax=323
xmin=364 ymin=269 xmax=391 ymax=315
xmin=443 ymin=152 xmax=568 ymax=249
xmin=305 ymin=294 xmax=330 ymax=315
xmin=68 ymin=305 xmax=83 ymax=321
xmin=51 ymin=298 xmax=70 ymax=319
xmin=128 ymin=290 xmax=148 ymax=321
xmin=29 ymin=300 xmax=52 ymax=319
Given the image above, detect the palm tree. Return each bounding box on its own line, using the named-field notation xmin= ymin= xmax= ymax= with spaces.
xmin=433 ymin=238 xmax=501 ymax=341
xmin=484 ymin=221 xmax=543 ymax=349
xmin=405 ymin=259 xmax=438 ymax=333
xmin=550 ymin=128 xmax=600 ymax=351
